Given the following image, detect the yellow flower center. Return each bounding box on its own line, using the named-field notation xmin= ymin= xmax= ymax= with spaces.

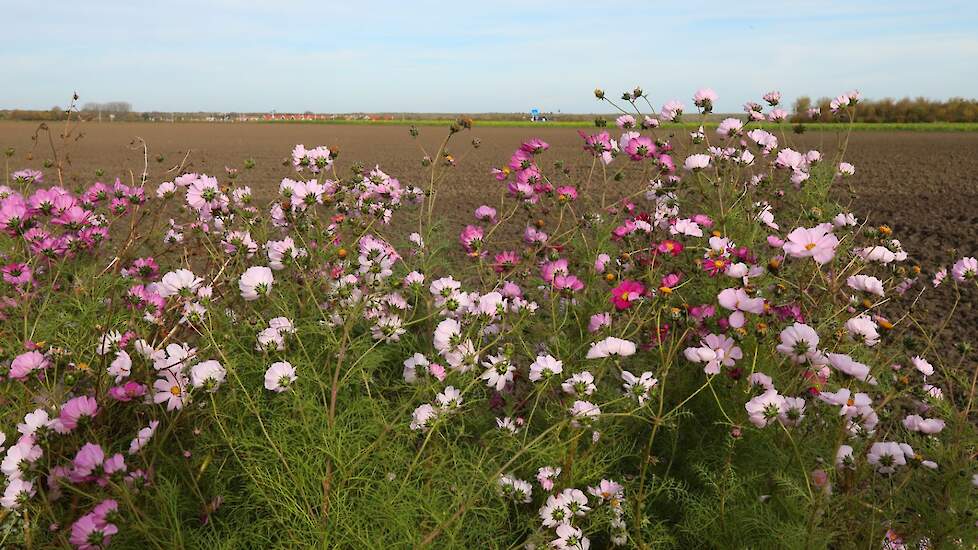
xmin=170 ymin=385 xmax=181 ymax=396
xmin=805 ymin=242 xmax=817 ymax=251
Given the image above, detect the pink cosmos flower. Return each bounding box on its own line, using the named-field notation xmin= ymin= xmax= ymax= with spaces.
xmin=951 ymin=257 xmax=977 ymax=281
xmin=520 ymin=138 xmax=549 ymax=154
xmin=9 ymin=350 xmax=49 ymax=380
xmin=58 ymin=396 xmax=99 ymax=432
xmin=594 ymin=253 xmax=611 ymax=273
xmin=153 ymin=370 xmax=189 ymax=411
xmin=491 ymin=251 xmax=519 ymax=273
xmin=684 ymin=333 xmax=743 ymax=375
xmin=693 ymin=88 xmax=718 ymax=111
xmin=716 ymin=118 xmax=743 ymax=138
xmin=474 ymin=205 xmax=497 ymax=222
xmin=903 ymin=414 xmax=945 ymax=434
xmin=2 ymin=263 xmax=32 ymax=286
xmin=529 ymin=354 xmax=564 ymax=382
xmin=845 ymin=314 xmax=880 ymax=346
xmin=71 ymin=442 xmax=105 ymax=481
xmin=239 ymin=265 xmax=274 ymax=301
xmin=1 ymin=477 xmax=34 ymax=509
xmin=556 ymin=186 xmax=578 ymax=201
xmin=0 ymin=195 xmax=32 ymax=235
xmin=536 ymin=466 xmax=561 ymax=492
xmin=670 ymin=218 xmax=703 ymax=238
xmin=586 ymin=337 xmax=636 ymax=359
xmin=745 ymin=389 xmax=786 ymax=428
xmin=867 ymin=441 xmax=907 ymax=474
xmin=615 ymin=114 xmax=636 ymax=129
xmin=659 ymin=272 xmax=682 ymax=293
xmin=717 ymin=288 xmax=765 ymax=328
xmin=656 ymin=240 xmax=684 ymax=256
xmin=108 ymin=382 xmax=148 ymax=402
xmin=523 ymin=226 xmax=548 ymax=244
xmin=70 ymin=511 xmax=119 ymax=550
xmin=540 ymin=258 xmax=569 ymax=283
xmin=783 ymin=224 xmax=839 ymax=265
xmin=826 ymin=353 xmax=875 ymax=384
xmin=911 ymin=356 xmax=934 ymax=376
xmin=553 ymin=274 xmax=584 ymax=293
xmin=683 ymin=154 xmax=711 ymax=171
xmin=588 ymin=312 xmax=611 ymax=333
xmin=578 ymin=130 xmax=617 ymax=164
xmin=691 ymin=214 xmax=714 ymax=228
xmin=660 ymin=100 xmax=685 ymax=121
xmin=846 ymin=274 xmax=884 ymax=296
xmin=459 ymin=226 xmax=485 ymax=255
xmin=129 ymin=421 xmax=159 ymax=455
xmin=610 ymin=280 xmax=644 ymax=310
xmin=264 ymin=361 xmax=296 ymax=392
xmin=623 ymin=135 xmax=655 ymax=160
xmin=777 ymin=323 xmax=820 ymax=363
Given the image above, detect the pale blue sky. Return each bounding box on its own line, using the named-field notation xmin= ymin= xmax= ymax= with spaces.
xmin=2 ymin=0 xmax=976 ymax=113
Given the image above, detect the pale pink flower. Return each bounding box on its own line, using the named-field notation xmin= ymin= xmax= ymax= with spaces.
xmin=902 ymin=414 xmax=945 ymax=434
xmin=529 ymin=354 xmax=563 ymax=382
xmin=717 ymin=288 xmax=764 ymax=328
xmin=777 ymin=323 xmax=820 ymax=363
xmin=153 ymin=370 xmax=189 ymax=411
xmin=951 ymin=257 xmax=978 ymax=281
xmin=911 ymin=356 xmax=934 ymax=376
xmin=239 ymin=266 xmax=274 ymax=301
xmin=683 ymin=333 xmax=743 ymax=374
xmin=846 ymin=274 xmax=884 ymax=296
xmin=783 ymin=224 xmax=839 ymax=264
xmin=745 ymin=389 xmax=786 ymax=428
xmin=683 ymin=154 xmax=711 ymax=171
xmin=264 ymin=362 xmax=296 ymax=392
xmin=586 ymin=337 xmax=636 ymax=359
xmin=845 ymin=315 xmax=880 ymax=346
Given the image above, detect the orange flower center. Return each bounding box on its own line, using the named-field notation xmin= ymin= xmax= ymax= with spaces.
xmin=805 ymin=242 xmax=817 ymax=250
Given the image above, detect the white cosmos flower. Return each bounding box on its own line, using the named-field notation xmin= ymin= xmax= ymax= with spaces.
xmin=156 ymin=268 xmax=204 ymax=298
xmin=846 ymin=274 xmax=885 ymax=296
xmin=190 ymin=360 xmax=226 ymax=391
xmin=264 ymin=361 xmax=296 ymax=392
xmin=528 ymin=354 xmax=563 ymax=382
xmin=239 ymin=266 xmax=274 ymax=301
xmin=433 ymin=318 xmax=461 ymax=353
xmin=586 ymin=337 xmax=636 ymax=359
xmin=845 ymin=315 xmax=880 ymax=347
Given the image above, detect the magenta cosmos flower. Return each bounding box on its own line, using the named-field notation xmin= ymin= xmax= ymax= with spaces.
xmin=610 ymin=280 xmax=645 ymax=310
xmin=2 ymin=263 xmax=33 ymax=286
xmin=783 ymin=224 xmax=839 ymax=265
xmin=622 ymin=135 xmax=655 ymax=161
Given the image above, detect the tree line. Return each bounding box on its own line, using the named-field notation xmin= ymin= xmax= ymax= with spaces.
xmin=792 ymin=96 xmax=978 ymax=123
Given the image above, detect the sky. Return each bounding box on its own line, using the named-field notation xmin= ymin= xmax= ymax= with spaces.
xmin=2 ymin=0 xmax=977 ymax=114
